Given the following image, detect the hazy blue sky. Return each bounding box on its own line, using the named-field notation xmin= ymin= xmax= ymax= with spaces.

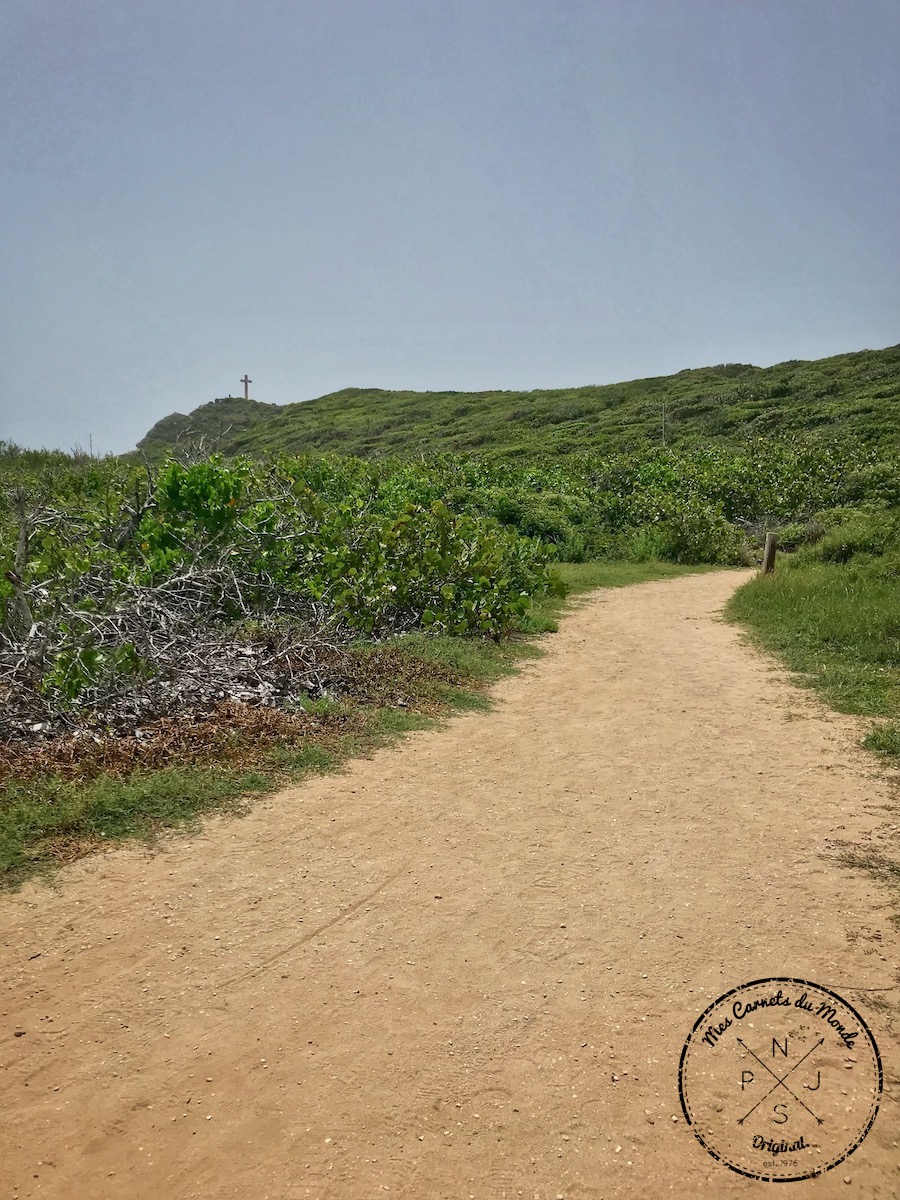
xmin=2 ymin=0 xmax=897 ymax=453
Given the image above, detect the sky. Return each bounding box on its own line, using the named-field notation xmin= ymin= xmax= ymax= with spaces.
xmin=1 ymin=0 xmax=898 ymax=454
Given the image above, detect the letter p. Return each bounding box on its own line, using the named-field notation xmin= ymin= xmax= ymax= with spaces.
xmin=741 ymin=1070 xmax=754 ymax=1090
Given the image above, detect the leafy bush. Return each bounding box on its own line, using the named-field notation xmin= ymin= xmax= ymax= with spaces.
xmin=651 ymin=503 xmax=745 ymax=564
xmin=772 ymin=521 xmax=822 ymax=552
xmin=798 ymin=509 xmax=900 ymax=565
xmin=0 ymin=456 xmax=563 ymax=723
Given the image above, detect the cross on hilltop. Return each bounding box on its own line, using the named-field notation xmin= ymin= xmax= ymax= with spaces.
xmin=241 ymin=374 xmax=252 ymax=400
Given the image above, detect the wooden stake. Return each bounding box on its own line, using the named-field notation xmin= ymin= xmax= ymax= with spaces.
xmin=761 ymin=532 xmax=778 ymax=574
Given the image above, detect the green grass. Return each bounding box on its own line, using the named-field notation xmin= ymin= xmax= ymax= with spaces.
xmin=0 ymin=558 xmax=709 ymax=887
xmin=861 ymin=723 xmax=900 ymax=760
xmin=727 ymin=559 xmax=900 ymax=720
xmin=0 ymin=765 xmax=272 ymax=888
xmin=136 ymin=344 xmax=900 ymax=461
xmin=0 ymin=693 xmax=451 ymax=888
xmin=0 ymin=708 xmax=430 ymax=888
xmin=727 ymin=517 xmax=900 ymax=913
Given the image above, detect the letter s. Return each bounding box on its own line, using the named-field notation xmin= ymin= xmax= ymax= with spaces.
xmin=773 ymin=1104 xmax=789 ymax=1124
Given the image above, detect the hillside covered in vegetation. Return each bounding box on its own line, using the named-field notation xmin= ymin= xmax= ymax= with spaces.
xmin=137 ymin=345 xmax=900 ymax=460
xmin=4 ymin=340 xmax=900 ymax=881
xmin=138 ymin=396 xmax=279 ymax=457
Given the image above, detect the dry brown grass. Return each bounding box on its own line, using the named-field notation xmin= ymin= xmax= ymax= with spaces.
xmin=0 ymin=643 xmax=472 ymax=788
xmin=0 ymin=702 xmax=370 ymax=786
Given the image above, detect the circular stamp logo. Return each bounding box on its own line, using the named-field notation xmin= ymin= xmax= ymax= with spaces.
xmin=679 ymin=977 xmax=882 ymax=1182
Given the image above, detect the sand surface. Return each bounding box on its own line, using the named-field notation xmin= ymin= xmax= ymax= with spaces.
xmin=1 ymin=571 xmax=897 ymax=1198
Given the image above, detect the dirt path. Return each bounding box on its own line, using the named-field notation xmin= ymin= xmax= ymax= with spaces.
xmin=1 ymin=571 xmax=898 ymax=1199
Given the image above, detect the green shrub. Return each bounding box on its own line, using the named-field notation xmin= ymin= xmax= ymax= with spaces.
xmin=652 ymin=503 xmax=745 ymax=564
xmin=798 ymin=510 xmax=900 ymax=564
xmin=773 ymin=520 xmax=826 ymax=552
xmin=0 ymin=457 xmax=566 ymax=706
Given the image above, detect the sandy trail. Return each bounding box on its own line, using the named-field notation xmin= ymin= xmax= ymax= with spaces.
xmin=1 ymin=571 xmax=898 ymax=1199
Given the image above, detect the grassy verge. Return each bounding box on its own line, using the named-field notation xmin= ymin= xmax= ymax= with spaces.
xmin=726 ymin=515 xmax=900 ymax=912
xmin=0 ymin=558 xmax=710 ymax=888
xmin=725 ymin=553 xmax=900 ymax=732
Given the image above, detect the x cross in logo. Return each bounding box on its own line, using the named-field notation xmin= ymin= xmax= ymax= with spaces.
xmin=736 ymin=1037 xmax=825 ymax=1126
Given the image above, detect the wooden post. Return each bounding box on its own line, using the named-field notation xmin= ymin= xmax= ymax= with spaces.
xmin=761 ymin=532 xmax=777 ymax=574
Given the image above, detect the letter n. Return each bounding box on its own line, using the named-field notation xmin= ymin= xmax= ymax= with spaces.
xmin=772 ymin=1037 xmax=788 ymax=1058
